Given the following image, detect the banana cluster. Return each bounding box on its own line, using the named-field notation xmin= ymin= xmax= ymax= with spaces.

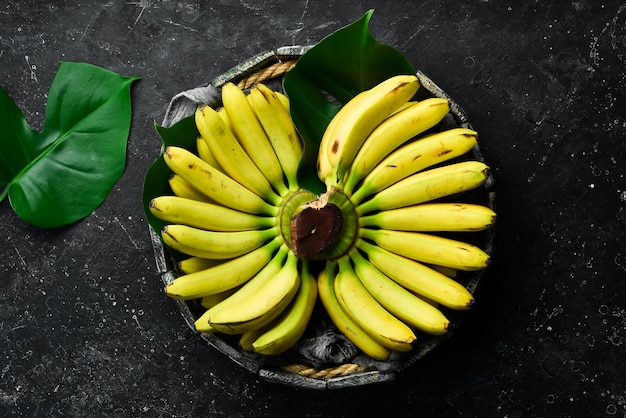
xmin=149 ymin=74 xmax=495 ymax=361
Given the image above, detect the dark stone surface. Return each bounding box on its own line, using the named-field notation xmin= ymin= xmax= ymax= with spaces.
xmin=1 ymin=1 xmax=625 ymax=416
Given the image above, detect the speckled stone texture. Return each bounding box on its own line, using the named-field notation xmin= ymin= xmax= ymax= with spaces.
xmin=1 ymin=1 xmax=624 ymax=417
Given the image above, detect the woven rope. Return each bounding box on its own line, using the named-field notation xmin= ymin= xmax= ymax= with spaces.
xmin=282 ymin=363 xmax=368 ymax=380
xmin=236 ymin=60 xmax=297 ymax=89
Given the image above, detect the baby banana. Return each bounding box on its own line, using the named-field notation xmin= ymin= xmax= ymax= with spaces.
xmin=320 ymin=74 xmax=420 ymax=187
xmin=165 ymin=237 xmax=281 ymax=300
xmin=360 ymin=228 xmax=490 ymax=271
xmin=334 ymin=257 xmax=416 ymax=352
xmin=221 ymin=82 xmax=288 ymax=196
xmin=343 ymin=97 xmax=451 ymax=194
xmin=195 ymin=105 xmax=281 ymax=205
xmin=358 ymin=240 xmax=474 ymax=310
xmin=317 ymin=265 xmax=391 ymax=361
xmin=357 ymin=160 xmax=490 ymax=215
xmin=251 ymin=261 xmax=318 ymax=355
xmin=207 ymin=247 xmax=300 ymax=334
xmin=249 ymin=84 xmax=303 ymax=191
xmin=163 ymin=146 xmax=277 ymax=216
xmin=360 ymin=203 xmax=496 ymax=232
xmin=149 ymin=195 xmax=275 ymax=231
xmin=161 ymin=224 xmax=277 ymax=260
xmin=350 ymin=249 xmax=449 ymax=335
xmin=350 ymin=127 xmax=479 ymax=203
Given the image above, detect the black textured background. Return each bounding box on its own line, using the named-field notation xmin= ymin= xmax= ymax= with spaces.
xmin=1 ymin=1 xmax=625 ymax=417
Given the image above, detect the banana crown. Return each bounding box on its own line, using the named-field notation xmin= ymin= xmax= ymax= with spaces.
xmin=152 ymin=77 xmax=494 ymax=361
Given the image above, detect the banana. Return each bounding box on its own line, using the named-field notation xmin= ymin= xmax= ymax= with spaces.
xmin=349 ymin=127 xmax=478 ymax=202
xmin=165 ymin=237 xmax=281 ymax=300
xmin=317 ymin=264 xmax=391 ymax=361
xmin=320 ymin=75 xmax=420 ymax=187
xmin=239 ymin=324 xmax=273 ymax=351
xmin=217 ymin=107 xmax=232 ymax=131
xmin=359 ymin=227 xmax=490 ymax=271
xmin=357 ymin=239 xmax=474 ymax=310
xmin=179 ymin=256 xmax=227 ymax=274
xmin=200 ymin=287 xmax=239 ymax=309
xmin=359 ymin=202 xmax=496 ymax=232
xmin=168 ymin=174 xmax=215 ymax=203
xmin=195 ymin=136 xmax=223 ymax=172
xmin=343 ymin=98 xmax=451 ymax=194
xmin=161 ymin=224 xmax=277 ymax=259
xmin=163 ymin=146 xmax=277 ymax=216
xmin=221 ymin=82 xmax=289 ymax=196
xmin=334 ymin=256 xmax=416 ymax=352
xmin=149 ymin=195 xmax=275 ymax=231
xmin=249 ymin=84 xmax=303 ymax=191
xmin=195 ymin=105 xmax=281 ymax=205
xmin=350 ymin=250 xmax=449 ymax=335
xmin=356 ymin=160 xmax=490 ymax=215
xmin=275 ymin=91 xmax=290 ymax=111
xmin=206 ymin=247 xmax=300 ymax=334
xmin=251 ymin=260 xmax=318 ymax=355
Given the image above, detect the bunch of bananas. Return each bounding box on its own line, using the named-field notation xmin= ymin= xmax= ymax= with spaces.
xmin=149 ymin=74 xmax=495 ymax=360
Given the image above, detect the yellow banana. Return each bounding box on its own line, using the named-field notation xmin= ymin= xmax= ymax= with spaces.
xmin=360 ymin=202 xmax=496 ymax=232
xmin=360 ymin=227 xmax=490 ymax=271
xmin=356 ymin=160 xmax=490 ymax=215
xmin=239 ymin=324 xmax=273 ymax=351
xmin=343 ymin=98 xmax=451 ymax=194
xmin=350 ymin=127 xmax=478 ymax=202
xmin=350 ymin=250 xmax=449 ymax=335
xmin=275 ymin=91 xmax=290 ymax=111
xmin=161 ymin=224 xmax=277 ymax=259
xmin=317 ymin=264 xmax=391 ymax=361
xmin=252 ymin=260 xmax=318 ymax=355
xmin=357 ymin=239 xmax=474 ymax=310
xmin=334 ymin=256 xmax=416 ymax=352
xmin=200 ymin=287 xmax=239 ymax=309
xmin=163 ymin=146 xmax=277 ymax=216
xmin=164 ymin=237 xmax=281 ymax=300
xmin=195 ymin=136 xmax=223 ymax=172
xmin=221 ymin=82 xmax=288 ymax=196
xmin=149 ymin=195 xmax=275 ymax=232
xmin=168 ymin=174 xmax=215 ymax=203
xmin=206 ymin=247 xmax=300 ymax=334
xmin=217 ymin=107 xmax=232 ymax=131
xmin=320 ymin=75 xmax=420 ymax=187
xmin=249 ymin=84 xmax=303 ymax=190
xmin=195 ymin=105 xmax=281 ymax=205
xmin=178 ymin=256 xmax=227 ymax=274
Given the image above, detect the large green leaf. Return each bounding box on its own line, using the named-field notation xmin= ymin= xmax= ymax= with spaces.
xmin=283 ymin=9 xmax=416 ymax=194
xmin=0 ymin=62 xmax=139 ymax=228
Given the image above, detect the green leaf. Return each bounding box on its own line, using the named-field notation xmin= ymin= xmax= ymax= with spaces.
xmin=0 ymin=62 xmax=139 ymax=228
xmin=283 ymin=9 xmax=416 ymax=194
xmin=141 ymin=115 xmax=199 ymax=235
